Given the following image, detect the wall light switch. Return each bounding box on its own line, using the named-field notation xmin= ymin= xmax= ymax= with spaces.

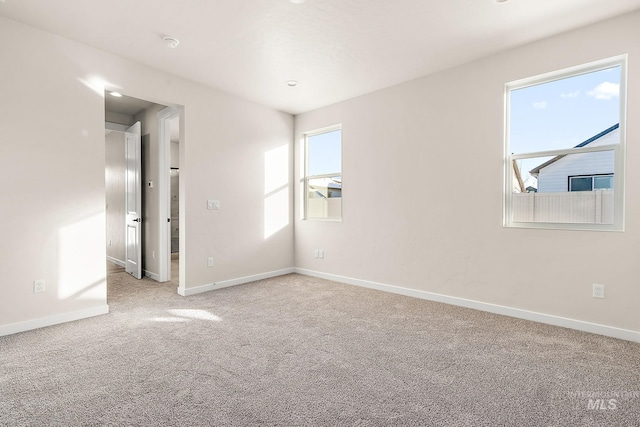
xmin=207 ymin=200 xmax=220 ymax=210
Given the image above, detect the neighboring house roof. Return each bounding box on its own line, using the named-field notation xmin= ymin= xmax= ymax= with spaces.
xmin=529 ymin=123 xmax=619 ymax=176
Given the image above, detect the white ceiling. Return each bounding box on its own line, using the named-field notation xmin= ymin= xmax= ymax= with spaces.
xmin=105 ymin=93 xmax=156 ymax=117
xmin=2 ymin=0 xmax=640 ymax=115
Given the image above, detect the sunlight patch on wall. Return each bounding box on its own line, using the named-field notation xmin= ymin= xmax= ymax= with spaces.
xmin=264 ymin=188 xmax=289 ymax=239
xmin=77 ymin=74 xmax=120 ymax=97
xmin=264 ymin=145 xmax=289 ymax=194
xmin=57 ymin=214 xmax=106 ymax=301
xmin=264 ymin=145 xmax=290 ymax=239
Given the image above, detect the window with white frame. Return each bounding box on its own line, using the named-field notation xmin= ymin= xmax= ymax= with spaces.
xmin=304 ymin=126 xmax=342 ymax=220
xmin=505 ymin=56 xmax=626 ymax=230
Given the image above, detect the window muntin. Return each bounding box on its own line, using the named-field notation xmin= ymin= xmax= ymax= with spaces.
xmin=505 ymin=56 xmax=626 ymax=230
xmin=304 ymin=127 xmax=342 ymax=220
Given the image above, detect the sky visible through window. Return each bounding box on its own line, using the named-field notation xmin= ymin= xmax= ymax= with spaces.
xmin=307 ymin=129 xmax=341 ymax=176
xmin=509 ymin=66 xmax=620 ymax=186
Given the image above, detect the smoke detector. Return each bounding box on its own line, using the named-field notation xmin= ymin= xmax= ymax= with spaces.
xmin=163 ymin=36 xmax=180 ymax=48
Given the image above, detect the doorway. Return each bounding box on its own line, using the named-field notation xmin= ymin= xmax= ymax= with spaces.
xmin=104 ymin=93 xmax=182 ymax=287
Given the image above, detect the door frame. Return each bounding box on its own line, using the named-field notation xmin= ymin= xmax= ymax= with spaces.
xmin=124 ymin=121 xmax=143 ymax=279
xmin=158 ymin=106 xmax=180 ymax=282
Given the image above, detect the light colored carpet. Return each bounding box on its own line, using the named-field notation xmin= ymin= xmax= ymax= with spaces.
xmin=1 ymin=269 xmax=639 ymax=426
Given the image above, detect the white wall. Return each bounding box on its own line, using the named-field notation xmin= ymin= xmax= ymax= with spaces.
xmin=105 ymin=110 xmax=134 ymax=126
xmin=105 ymin=130 xmax=126 ymax=264
xmin=171 ymin=141 xmax=180 ymax=169
xmin=0 ymin=16 xmax=294 ymax=334
xmin=294 ymin=11 xmax=640 ymax=335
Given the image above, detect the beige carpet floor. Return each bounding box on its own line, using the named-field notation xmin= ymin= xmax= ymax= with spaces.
xmin=1 ymin=269 xmax=639 ymax=426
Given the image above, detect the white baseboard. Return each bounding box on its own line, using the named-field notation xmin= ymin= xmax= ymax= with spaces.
xmin=144 ymin=270 xmax=160 ymax=282
xmin=177 ymin=268 xmax=295 ymax=296
xmin=0 ymin=305 xmax=110 ymax=337
xmin=294 ymin=268 xmax=640 ymax=344
xmin=106 ymin=257 xmax=125 ymax=267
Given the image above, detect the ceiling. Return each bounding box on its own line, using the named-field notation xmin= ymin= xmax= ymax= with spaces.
xmin=105 ymin=93 xmax=156 ymax=117
xmin=2 ymin=0 xmax=640 ymax=115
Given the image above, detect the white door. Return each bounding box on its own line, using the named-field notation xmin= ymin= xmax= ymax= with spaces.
xmin=125 ymin=122 xmax=142 ymax=279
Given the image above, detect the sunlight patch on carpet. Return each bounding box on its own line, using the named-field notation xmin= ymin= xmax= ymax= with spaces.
xmin=167 ymin=309 xmax=222 ymax=322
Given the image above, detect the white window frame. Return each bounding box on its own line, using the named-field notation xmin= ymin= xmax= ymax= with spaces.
xmin=304 ymin=124 xmax=343 ymax=221
xmin=504 ymin=55 xmax=627 ymax=231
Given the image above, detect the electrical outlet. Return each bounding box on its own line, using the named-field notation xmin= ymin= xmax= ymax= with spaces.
xmin=34 ymin=280 xmax=45 ymax=293
xmin=207 ymin=257 xmax=214 ymax=267
xmin=207 ymin=200 xmax=220 ymax=210
xmin=593 ymin=284 xmax=605 ymax=299
xmin=319 ymin=250 xmax=324 ymax=259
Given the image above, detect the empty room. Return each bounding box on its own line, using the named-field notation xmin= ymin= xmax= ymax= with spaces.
xmin=1 ymin=1 xmax=639 ymax=425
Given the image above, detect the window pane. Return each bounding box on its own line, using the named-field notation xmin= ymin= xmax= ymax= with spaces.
xmin=509 ymin=66 xmax=620 ymax=154
xmin=570 ymin=177 xmax=592 ymax=192
xmin=308 ymin=130 xmax=341 ymax=176
xmin=525 ymin=150 xmax=614 ymax=193
xmin=308 ymin=176 xmax=342 ymax=198
xmin=512 ymin=151 xmax=615 ymax=224
xmin=594 ymin=175 xmax=613 ymax=189
xmin=307 ymin=176 xmax=342 ymax=220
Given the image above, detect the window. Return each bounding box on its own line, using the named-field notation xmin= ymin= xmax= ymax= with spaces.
xmin=505 ymin=56 xmax=626 ymax=230
xmin=304 ymin=126 xmax=342 ymax=220
xmin=569 ymin=174 xmax=613 ymax=192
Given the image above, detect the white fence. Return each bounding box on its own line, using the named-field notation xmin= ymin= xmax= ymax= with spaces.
xmin=308 ymin=198 xmax=342 ymax=220
xmin=513 ymin=190 xmax=613 ymax=224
